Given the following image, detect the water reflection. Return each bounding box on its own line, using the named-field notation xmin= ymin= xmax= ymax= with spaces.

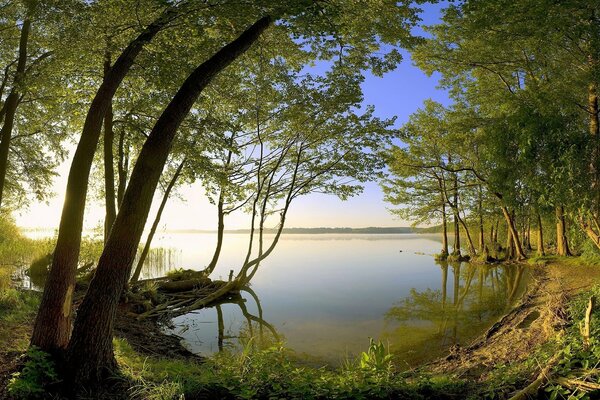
xmin=382 ymin=261 xmax=528 ymax=367
xmin=170 ymin=286 xmax=280 ymax=354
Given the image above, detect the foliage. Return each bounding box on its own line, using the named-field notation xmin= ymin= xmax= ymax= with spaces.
xmin=8 ymin=346 xmax=60 ymax=399
xmin=359 ymin=338 xmax=393 ymax=373
xmin=549 ymin=285 xmax=600 ymax=399
xmin=115 ymin=338 xmax=468 ymax=400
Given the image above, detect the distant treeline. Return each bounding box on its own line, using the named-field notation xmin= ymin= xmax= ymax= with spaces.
xmin=169 ymin=227 xmax=420 ymax=234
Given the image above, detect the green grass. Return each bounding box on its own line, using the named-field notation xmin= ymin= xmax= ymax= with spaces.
xmin=114 ymin=338 xmax=469 ymax=399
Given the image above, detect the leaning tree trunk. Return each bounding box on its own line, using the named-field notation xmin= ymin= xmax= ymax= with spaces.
xmin=66 ymin=17 xmax=272 ymax=387
xmin=103 ymin=49 xmax=117 ymax=243
xmin=456 ymin=211 xmax=477 ymax=256
xmin=556 ymin=205 xmax=571 ymax=256
xmin=500 ymin=205 xmax=526 ymax=260
xmin=204 ymin=192 xmax=225 ymax=275
xmin=0 ymin=19 xmax=30 ymax=208
xmin=130 ymin=159 xmax=186 ymax=282
xmin=204 ymin=138 xmax=235 ymax=275
xmin=536 ymin=211 xmax=545 ymax=256
xmin=31 ymin=9 xmax=177 ymax=353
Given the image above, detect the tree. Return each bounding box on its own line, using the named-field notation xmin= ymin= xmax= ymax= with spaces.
xmin=31 ymin=1 xmax=184 ymax=353
xmin=66 ymin=15 xmax=272 ymax=386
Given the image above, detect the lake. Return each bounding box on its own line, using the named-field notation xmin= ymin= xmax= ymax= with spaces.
xmin=133 ymin=232 xmax=529 ymax=368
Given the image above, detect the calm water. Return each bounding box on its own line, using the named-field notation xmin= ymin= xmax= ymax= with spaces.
xmin=134 ymin=232 xmax=529 ymax=367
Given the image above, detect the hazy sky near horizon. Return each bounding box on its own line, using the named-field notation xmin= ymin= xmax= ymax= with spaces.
xmin=15 ymin=2 xmax=451 ymax=231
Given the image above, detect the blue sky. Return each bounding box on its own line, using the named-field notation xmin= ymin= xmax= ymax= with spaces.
xmin=16 ymin=2 xmax=452 ymax=230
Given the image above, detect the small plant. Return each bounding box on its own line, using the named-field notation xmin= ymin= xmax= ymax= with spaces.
xmin=8 ymin=346 xmax=60 ymax=399
xmin=359 ymin=338 xmax=393 ymax=372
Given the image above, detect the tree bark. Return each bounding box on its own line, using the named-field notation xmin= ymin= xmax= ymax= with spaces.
xmin=117 ymin=128 xmax=128 ymax=208
xmin=456 ymin=211 xmax=477 ymax=256
xmin=204 ymin=191 xmax=225 ymax=275
xmin=441 ymin=200 xmax=449 ymax=257
xmin=130 ymin=159 xmax=185 ymax=282
xmin=477 ymin=184 xmax=485 ymax=253
xmin=493 ymin=218 xmax=499 ymax=244
xmin=0 ymin=19 xmax=30 ymax=208
xmin=500 ymin=205 xmax=526 ymax=260
xmin=556 ymin=206 xmax=571 ymax=256
xmin=536 ymin=211 xmax=545 ymax=256
xmin=31 ymin=9 xmax=177 ymax=353
xmin=103 ymin=49 xmax=117 ymax=243
xmin=66 ymin=16 xmax=272 ymax=386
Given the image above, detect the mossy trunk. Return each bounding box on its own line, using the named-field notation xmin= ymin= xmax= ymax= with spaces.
xmin=556 ymin=206 xmax=571 ymax=256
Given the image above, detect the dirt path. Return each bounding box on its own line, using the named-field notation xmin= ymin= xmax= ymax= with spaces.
xmin=426 ymin=261 xmax=600 ymax=382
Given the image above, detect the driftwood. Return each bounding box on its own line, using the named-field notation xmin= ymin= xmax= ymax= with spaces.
xmin=158 ymin=277 xmax=212 ymax=293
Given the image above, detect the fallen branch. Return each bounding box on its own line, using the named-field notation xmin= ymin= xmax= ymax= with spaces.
xmin=555 ymin=376 xmax=600 ymax=391
xmin=508 ymin=353 xmax=560 ymax=400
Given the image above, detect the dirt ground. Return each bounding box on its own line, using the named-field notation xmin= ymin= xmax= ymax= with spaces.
xmin=425 ymin=260 xmax=600 ymax=382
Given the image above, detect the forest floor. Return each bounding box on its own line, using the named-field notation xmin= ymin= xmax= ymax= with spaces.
xmin=1 ymin=258 xmax=600 ymax=399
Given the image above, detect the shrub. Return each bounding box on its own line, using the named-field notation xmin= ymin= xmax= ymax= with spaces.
xmin=8 ymin=347 xmax=60 ymax=399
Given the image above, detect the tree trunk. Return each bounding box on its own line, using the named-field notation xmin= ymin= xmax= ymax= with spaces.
xmin=456 ymin=211 xmax=477 ymax=256
xmin=0 ymin=19 xmax=30 ymax=208
xmin=31 ymin=9 xmax=177 ymax=353
xmin=441 ymin=198 xmax=449 ymax=257
xmin=130 ymin=159 xmax=185 ymax=282
xmin=204 ymin=192 xmax=225 ymax=275
xmin=452 ymin=213 xmax=461 ymax=256
xmin=537 ymin=211 xmax=545 ymax=256
xmin=500 ymin=205 xmax=526 ymax=260
xmin=556 ymin=205 xmax=571 ymax=256
xmin=506 ymin=220 xmax=515 ymax=259
xmin=103 ymin=49 xmax=117 ymax=243
xmin=451 ymin=172 xmax=461 ymax=256
xmin=66 ymin=16 xmax=272 ymax=386
xmin=526 ymin=217 xmax=533 ymax=251
xmin=117 ymin=129 xmax=128 ymax=208
xmin=493 ymin=218 xmax=499 ymax=244
xmin=204 ymin=137 xmax=235 ymax=275
xmin=478 ymin=186 xmax=485 ymax=253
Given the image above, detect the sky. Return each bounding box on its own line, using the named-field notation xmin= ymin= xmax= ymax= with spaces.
xmin=15 ymin=2 xmax=451 ymax=231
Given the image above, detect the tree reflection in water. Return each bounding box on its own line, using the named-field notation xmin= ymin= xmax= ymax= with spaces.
xmin=383 ymin=261 xmax=528 ymax=368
